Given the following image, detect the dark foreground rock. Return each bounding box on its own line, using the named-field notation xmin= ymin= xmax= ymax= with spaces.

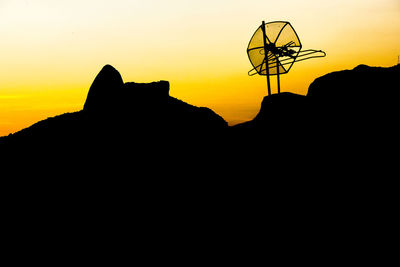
xmin=233 ymin=64 xmax=399 ymax=143
xmin=1 ymin=65 xmax=227 ymax=154
xmin=1 ymin=64 xmax=398 ymax=169
xmin=0 ymin=64 xmax=397 ymax=263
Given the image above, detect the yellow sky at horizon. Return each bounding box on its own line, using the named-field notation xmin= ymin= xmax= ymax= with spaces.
xmin=1 ymin=0 xmax=399 ymax=136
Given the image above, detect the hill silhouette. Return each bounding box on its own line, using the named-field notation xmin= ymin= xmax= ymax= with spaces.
xmin=1 ymin=64 xmax=398 ymax=261
xmin=1 ymin=63 xmax=398 ymax=192
xmin=1 ymin=63 xmax=398 ymax=163
xmin=232 ymin=64 xmax=399 ymax=146
xmin=1 ymin=65 xmax=227 ymax=155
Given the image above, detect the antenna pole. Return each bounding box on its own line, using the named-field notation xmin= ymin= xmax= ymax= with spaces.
xmin=265 ymin=63 xmax=272 ymax=96
xmin=276 ymin=60 xmax=281 ymax=94
xmin=261 ymin=21 xmax=271 ymax=96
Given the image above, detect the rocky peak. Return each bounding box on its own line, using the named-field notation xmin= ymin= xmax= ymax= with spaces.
xmin=123 ymin=81 xmax=170 ymax=101
xmin=83 ymin=65 xmax=124 ymax=112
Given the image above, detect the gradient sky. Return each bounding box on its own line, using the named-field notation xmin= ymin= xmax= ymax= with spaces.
xmin=1 ymin=0 xmax=399 ymax=136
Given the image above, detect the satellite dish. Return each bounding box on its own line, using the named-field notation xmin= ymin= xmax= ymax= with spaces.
xmin=247 ymin=21 xmax=326 ymax=95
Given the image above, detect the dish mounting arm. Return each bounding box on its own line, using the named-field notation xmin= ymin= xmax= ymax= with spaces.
xmin=248 ymin=49 xmax=326 ymax=76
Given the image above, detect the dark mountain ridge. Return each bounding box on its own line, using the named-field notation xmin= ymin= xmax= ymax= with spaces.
xmin=232 ymin=64 xmax=399 ymax=140
xmin=1 ymin=64 xmax=398 ymax=260
xmin=1 ymin=63 xmax=398 ymax=156
xmin=1 ymin=65 xmax=227 ymax=152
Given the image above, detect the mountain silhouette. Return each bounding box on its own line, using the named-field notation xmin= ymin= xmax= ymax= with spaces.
xmin=232 ymin=64 xmax=399 ymax=144
xmin=1 ymin=62 xmax=397 ymax=187
xmin=1 ymin=63 xmax=398 ymax=161
xmin=1 ymin=65 xmax=227 ymax=154
xmin=1 ymin=64 xmax=398 ymax=261
xmin=83 ymin=64 xmax=125 ymax=111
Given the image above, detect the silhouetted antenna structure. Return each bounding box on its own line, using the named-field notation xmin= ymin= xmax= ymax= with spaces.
xmin=247 ymin=21 xmax=326 ymax=95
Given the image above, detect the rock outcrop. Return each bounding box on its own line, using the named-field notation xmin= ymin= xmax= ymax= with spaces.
xmin=1 ymin=64 xmax=398 ymax=156
xmin=307 ymin=64 xmax=399 ymax=103
xmin=2 ymin=64 xmax=397 ymax=266
xmin=83 ymin=64 xmax=124 ymax=112
xmin=230 ymin=64 xmax=399 ymax=157
xmin=0 ymin=65 xmax=227 ymax=151
xmin=234 ymin=64 xmax=399 ymax=131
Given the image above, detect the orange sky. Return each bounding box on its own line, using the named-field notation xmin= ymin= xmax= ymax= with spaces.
xmin=1 ymin=0 xmax=399 ymax=136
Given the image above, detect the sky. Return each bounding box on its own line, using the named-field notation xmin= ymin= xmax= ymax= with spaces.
xmin=1 ymin=0 xmax=399 ymax=136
